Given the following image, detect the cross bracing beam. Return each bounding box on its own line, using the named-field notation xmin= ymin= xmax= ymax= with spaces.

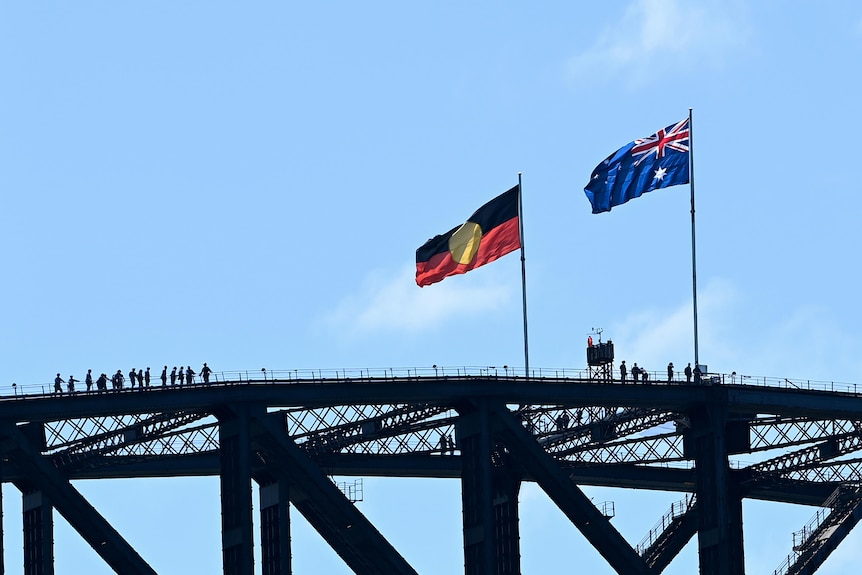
xmin=776 ymin=458 xmax=862 ymax=483
xmin=249 ymin=412 xmax=419 ymax=575
xmin=22 ymin=403 xmax=862 ymax=497
xmin=285 ymin=403 xmax=453 ymax=446
xmin=0 ymin=421 xmax=157 ymax=575
xmin=38 ymin=408 xmax=862 ymax=474
xmin=295 ymin=409 xmax=459 ymax=456
xmin=35 ymin=406 xmax=862 ymax=473
xmin=478 ymin=401 xmax=650 ymax=575
xmin=43 ymin=411 xmax=204 ymax=450
xmin=745 ymin=430 xmax=862 ymax=481
xmin=749 ymin=417 xmax=862 ymax=452
xmin=525 ymin=406 xmax=679 ymax=452
xmin=48 ymin=412 xmax=215 ymax=469
xmin=561 ymin=430 xmax=686 ymax=465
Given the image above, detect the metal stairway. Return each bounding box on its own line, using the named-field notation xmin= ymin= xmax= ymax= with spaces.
xmin=773 ymin=483 xmax=862 ymax=575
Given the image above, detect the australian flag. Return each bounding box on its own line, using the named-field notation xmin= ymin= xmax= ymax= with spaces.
xmin=584 ymin=118 xmax=690 ymax=214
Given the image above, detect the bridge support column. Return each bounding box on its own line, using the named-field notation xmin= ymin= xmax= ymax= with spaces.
xmin=492 ymin=468 xmax=521 ymax=575
xmin=22 ymin=489 xmax=53 ymax=575
xmin=0 ymin=463 xmax=4 ymax=575
xmin=689 ymin=404 xmax=744 ymax=575
xmin=219 ymin=407 xmax=255 ymax=575
xmin=458 ymin=402 xmax=522 ymax=575
xmin=259 ymin=479 xmax=291 ymax=575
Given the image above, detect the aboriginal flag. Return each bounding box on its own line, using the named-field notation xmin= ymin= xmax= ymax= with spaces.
xmin=416 ymin=185 xmax=521 ymax=287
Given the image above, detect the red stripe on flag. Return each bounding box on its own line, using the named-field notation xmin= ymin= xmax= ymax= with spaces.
xmin=415 ymin=216 xmax=520 ymax=287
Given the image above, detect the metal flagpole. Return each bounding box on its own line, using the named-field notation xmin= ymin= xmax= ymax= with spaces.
xmin=688 ymin=107 xmax=700 ymax=368
xmin=518 ymin=172 xmax=530 ymax=377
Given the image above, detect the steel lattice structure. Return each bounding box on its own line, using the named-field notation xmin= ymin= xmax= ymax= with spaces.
xmin=2 ymin=374 xmax=862 ymax=575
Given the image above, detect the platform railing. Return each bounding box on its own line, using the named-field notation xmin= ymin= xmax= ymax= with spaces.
xmin=771 ymin=485 xmax=849 ymax=575
xmin=7 ymin=366 xmax=862 ymax=398
xmin=636 ymin=494 xmax=696 ymax=556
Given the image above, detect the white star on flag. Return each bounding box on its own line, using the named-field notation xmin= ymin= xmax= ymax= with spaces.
xmin=653 ymin=166 xmax=668 ymax=181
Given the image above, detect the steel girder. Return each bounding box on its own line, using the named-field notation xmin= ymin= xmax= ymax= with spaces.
xmin=478 ymin=400 xmax=650 ymax=575
xmin=687 ymin=404 xmax=745 ymax=575
xmin=249 ymin=412 xmax=419 ymax=575
xmin=0 ymin=421 xmax=157 ymax=575
xmin=6 ymin=381 xmax=862 ymax=575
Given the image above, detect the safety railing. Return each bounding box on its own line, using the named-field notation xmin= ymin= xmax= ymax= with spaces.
xmin=6 ymin=366 xmax=862 ymax=399
xmin=772 ymin=484 xmax=862 ymax=575
xmin=636 ymin=494 xmax=696 ymax=556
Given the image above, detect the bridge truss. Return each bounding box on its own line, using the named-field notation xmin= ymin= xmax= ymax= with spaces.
xmin=2 ymin=375 xmax=862 ymax=575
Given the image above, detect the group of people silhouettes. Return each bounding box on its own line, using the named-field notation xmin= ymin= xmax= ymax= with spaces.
xmin=52 ymin=363 xmax=214 ymax=394
xmin=618 ymin=361 xmax=701 ymax=384
xmin=437 ymin=433 xmax=456 ymax=454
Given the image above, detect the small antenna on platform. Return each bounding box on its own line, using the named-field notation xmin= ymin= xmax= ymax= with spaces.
xmin=590 ymin=327 xmax=604 ymax=343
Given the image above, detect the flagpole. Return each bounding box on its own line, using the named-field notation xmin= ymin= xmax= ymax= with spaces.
xmin=688 ymin=108 xmax=700 ymax=368
xmin=518 ymin=172 xmax=530 ymax=377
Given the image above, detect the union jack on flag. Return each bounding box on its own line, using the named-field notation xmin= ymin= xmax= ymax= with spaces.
xmin=632 ymin=118 xmax=690 ymax=166
xmin=584 ymin=118 xmax=691 ymax=214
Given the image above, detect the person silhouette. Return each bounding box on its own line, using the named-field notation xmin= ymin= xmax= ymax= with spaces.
xmin=201 ymin=363 xmax=212 ymax=384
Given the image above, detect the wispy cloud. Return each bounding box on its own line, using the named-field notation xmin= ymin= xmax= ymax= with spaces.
xmin=609 ymin=277 xmax=739 ymax=373
xmin=567 ymin=0 xmax=751 ymax=89
xmin=319 ymin=265 xmax=514 ymax=336
xmin=607 ymin=277 xmax=862 ymax=384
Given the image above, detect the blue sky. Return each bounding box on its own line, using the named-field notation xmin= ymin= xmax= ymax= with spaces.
xmin=2 ymin=1 xmax=862 ymax=573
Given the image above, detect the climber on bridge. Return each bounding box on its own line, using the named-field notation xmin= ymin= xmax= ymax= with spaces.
xmin=201 ymin=363 xmax=212 ymax=384
xmin=54 ymin=374 xmax=64 ymax=394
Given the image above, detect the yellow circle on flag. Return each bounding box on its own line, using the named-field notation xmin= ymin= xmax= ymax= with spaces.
xmin=449 ymin=222 xmax=483 ymax=264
